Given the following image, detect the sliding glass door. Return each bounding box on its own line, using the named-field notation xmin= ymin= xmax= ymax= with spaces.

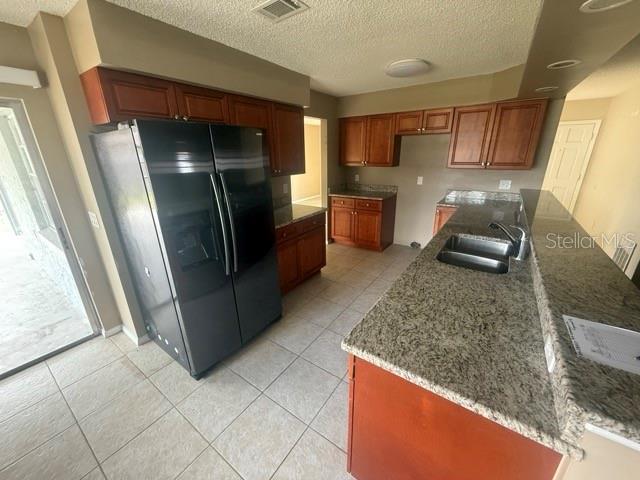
xmin=0 ymin=99 xmax=97 ymax=378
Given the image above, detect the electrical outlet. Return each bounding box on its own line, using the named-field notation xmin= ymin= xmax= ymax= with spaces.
xmin=417 ymin=176 xmax=423 ymax=185
xmin=498 ymin=180 xmax=512 ymax=190
xmin=88 ymin=211 xmax=100 ymax=229
xmin=354 ymin=174 xmax=359 ymax=183
xmin=282 ymin=183 xmax=288 ymax=194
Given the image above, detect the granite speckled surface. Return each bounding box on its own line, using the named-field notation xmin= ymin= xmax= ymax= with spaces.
xmin=342 ymin=192 xmax=582 ymax=457
xmin=273 ymin=204 xmax=326 ymax=229
xmin=329 ymin=183 xmax=397 ymax=200
xmin=522 ymin=189 xmax=640 ymax=447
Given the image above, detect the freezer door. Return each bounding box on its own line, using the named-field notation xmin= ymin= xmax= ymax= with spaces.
xmin=135 ymin=120 xmax=214 ymax=168
xmin=150 ymin=170 xmax=242 ymax=375
xmin=210 ymin=125 xmax=282 ymax=342
xmin=92 ymin=128 xmax=190 ymax=370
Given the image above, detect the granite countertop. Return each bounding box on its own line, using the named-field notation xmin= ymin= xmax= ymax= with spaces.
xmin=273 ymin=203 xmax=326 ymax=229
xmin=522 ymin=189 xmax=640 ymax=449
xmin=342 ymin=192 xmax=582 ymax=458
xmin=328 ymin=190 xmax=397 ymax=200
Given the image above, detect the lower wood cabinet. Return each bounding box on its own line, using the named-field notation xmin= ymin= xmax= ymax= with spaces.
xmin=330 ymin=195 xmax=396 ymax=251
xmin=433 ymin=205 xmax=458 ymax=235
xmin=347 ymin=355 xmax=562 ymax=480
xmin=276 ymin=212 xmax=326 ymax=294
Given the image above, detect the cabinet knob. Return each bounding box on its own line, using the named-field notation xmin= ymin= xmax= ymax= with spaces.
xmin=183 ymin=116 xmax=189 ymax=121
xmin=417 ymin=128 xmax=421 ymax=131
xmin=174 ymin=114 xmax=180 ymax=120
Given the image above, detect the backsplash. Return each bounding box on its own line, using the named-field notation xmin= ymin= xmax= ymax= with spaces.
xmin=330 ymin=183 xmax=399 ymax=194
xmin=271 ymin=176 xmax=292 ymax=209
xmin=444 ymin=190 xmax=522 ymax=204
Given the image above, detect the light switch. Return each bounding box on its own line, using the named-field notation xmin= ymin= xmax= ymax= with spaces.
xmin=88 ymin=211 xmax=100 ymax=229
xmin=498 ymin=180 xmax=512 ymax=190
xmin=283 ymin=183 xmax=288 ymax=194
xmin=417 ymin=176 xmax=423 ymax=185
xmin=354 ymin=174 xmax=360 ymax=183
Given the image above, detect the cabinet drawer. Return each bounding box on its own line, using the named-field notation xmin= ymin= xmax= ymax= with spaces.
xmin=276 ymin=223 xmax=300 ymax=243
xmin=331 ymin=197 xmax=355 ymax=208
xmin=299 ymin=213 xmax=325 ymax=234
xmin=355 ymin=199 xmax=382 ymax=211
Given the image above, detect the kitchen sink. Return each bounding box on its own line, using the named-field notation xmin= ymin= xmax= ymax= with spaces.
xmin=436 ymin=235 xmax=512 ymax=274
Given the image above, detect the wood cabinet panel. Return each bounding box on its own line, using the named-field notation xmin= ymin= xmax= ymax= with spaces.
xmin=395 ymin=111 xmax=423 ymax=135
xmin=298 ymin=226 xmax=326 ymax=277
xmin=331 ymin=206 xmax=354 ymax=244
xmin=81 ymin=67 xmax=178 ymax=123
xmin=228 ymin=95 xmax=272 ymax=129
xmin=348 ymin=356 xmax=562 ymax=480
xmin=366 ymin=114 xmax=399 ymax=167
xmin=174 ymin=84 xmax=228 ymax=122
xmin=448 ymin=104 xmax=496 ymax=168
xmin=276 ymin=239 xmax=300 ymax=293
xmin=355 ymin=199 xmax=382 ymax=212
xmin=487 ymin=99 xmax=547 ymax=169
xmin=433 ymin=206 xmax=458 ymax=235
xmin=423 ymin=107 xmax=454 ymax=133
xmin=340 ymin=117 xmax=367 ymax=166
xmin=354 ymin=210 xmax=381 ymax=248
xmin=272 ymin=103 xmax=305 ymax=175
xmin=331 ymin=197 xmax=355 ymax=209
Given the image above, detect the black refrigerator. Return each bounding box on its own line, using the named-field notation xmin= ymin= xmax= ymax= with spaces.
xmin=92 ymin=120 xmax=282 ymax=378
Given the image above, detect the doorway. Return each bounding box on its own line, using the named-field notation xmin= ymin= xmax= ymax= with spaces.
xmin=541 ymin=120 xmax=601 ymax=212
xmin=0 ymin=99 xmax=96 ymax=378
xmin=291 ymin=116 xmax=326 ymax=207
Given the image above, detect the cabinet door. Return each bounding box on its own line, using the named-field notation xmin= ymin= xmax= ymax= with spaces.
xmin=447 ymin=104 xmax=496 ymax=168
xmin=354 ymin=210 xmax=381 ymax=248
xmin=395 ymin=111 xmax=424 ymax=135
xmin=366 ymin=114 xmax=398 ymax=167
xmin=423 ymin=107 xmax=454 ymax=134
xmin=175 ymin=84 xmax=229 ymax=123
xmin=272 ymin=103 xmax=305 ymax=175
xmin=486 ymin=99 xmax=547 ymax=169
xmin=298 ymin=227 xmax=326 ymax=277
xmin=331 ymin=206 xmax=354 ymax=243
xmin=433 ymin=206 xmax=457 ymax=235
xmin=277 ymin=239 xmax=300 ymax=293
xmin=228 ymin=96 xmax=276 ymax=172
xmin=81 ymin=67 xmax=178 ymax=124
xmin=340 ymin=117 xmax=367 ymax=166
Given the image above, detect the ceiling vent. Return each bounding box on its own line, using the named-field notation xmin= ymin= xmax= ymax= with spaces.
xmin=253 ymin=0 xmax=309 ymax=22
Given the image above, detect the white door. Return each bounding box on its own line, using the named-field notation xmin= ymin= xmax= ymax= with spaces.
xmin=542 ymin=121 xmax=600 ymax=212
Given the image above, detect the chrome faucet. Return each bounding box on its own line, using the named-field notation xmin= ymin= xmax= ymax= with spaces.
xmin=488 ymin=222 xmax=529 ymax=261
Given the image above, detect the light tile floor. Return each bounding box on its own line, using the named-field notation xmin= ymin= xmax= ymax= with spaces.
xmin=0 ymin=243 xmax=419 ymax=480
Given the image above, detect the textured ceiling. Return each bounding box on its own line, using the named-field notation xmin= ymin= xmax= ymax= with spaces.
xmin=0 ymin=0 xmax=543 ymax=96
xmin=568 ymin=34 xmax=640 ymax=100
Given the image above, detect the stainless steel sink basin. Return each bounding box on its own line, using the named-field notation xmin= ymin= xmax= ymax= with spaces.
xmin=436 ymin=235 xmax=512 ymax=274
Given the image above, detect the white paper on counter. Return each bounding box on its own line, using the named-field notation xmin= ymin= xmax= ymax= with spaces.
xmin=563 ymin=315 xmax=640 ymax=376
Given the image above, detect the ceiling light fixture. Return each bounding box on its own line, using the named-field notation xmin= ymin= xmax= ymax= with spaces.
xmin=534 ymin=86 xmax=559 ymax=93
xmin=579 ymin=0 xmax=636 ymax=13
xmin=547 ymin=59 xmax=582 ymax=69
xmin=385 ymin=59 xmax=431 ymax=78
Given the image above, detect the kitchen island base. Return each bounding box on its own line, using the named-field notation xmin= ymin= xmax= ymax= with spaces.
xmin=347 ymin=355 xmax=562 ymax=480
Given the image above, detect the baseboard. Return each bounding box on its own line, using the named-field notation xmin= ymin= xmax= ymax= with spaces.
xmin=123 ymin=324 xmax=150 ymax=346
xmin=101 ymin=325 xmax=122 ymax=337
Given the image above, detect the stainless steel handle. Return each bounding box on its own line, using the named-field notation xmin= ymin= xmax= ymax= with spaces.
xmin=219 ymin=172 xmax=238 ymax=273
xmin=210 ymin=174 xmax=231 ymax=276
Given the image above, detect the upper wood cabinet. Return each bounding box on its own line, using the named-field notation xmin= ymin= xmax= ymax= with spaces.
xmin=395 ymin=108 xmax=453 ymax=135
xmin=486 ymin=99 xmax=547 ymax=169
xmin=272 ymin=103 xmax=305 ymax=176
xmin=395 ymin=111 xmax=424 ymax=135
xmin=366 ymin=114 xmax=399 ymax=167
xmin=80 ymin=67 xmax=306 ymax=177
xmin=423 ymin=108 xmax=454 ymax=134
xmin=340 ymin=117 xmax=367 ymax=166
xmin=447 ymin=104 xmax=496 ymax=168
xmin=174 ymin=84 xmax=229 ymax=123
xmin=81 ymin=68 xmax=178 ymax=124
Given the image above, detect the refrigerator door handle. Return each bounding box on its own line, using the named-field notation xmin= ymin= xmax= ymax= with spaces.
xmin=218 ymin=172 xmax=238 ymax=273
xmin=210 ymin=173 xmax=231 ymax=276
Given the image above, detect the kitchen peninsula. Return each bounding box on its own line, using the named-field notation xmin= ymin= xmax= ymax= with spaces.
xmin=342 ymin=190 xmax=640 ymax=480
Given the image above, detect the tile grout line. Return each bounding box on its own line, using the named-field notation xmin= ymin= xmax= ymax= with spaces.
xmin=44 ymin=361 xmax=108 ymax=479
